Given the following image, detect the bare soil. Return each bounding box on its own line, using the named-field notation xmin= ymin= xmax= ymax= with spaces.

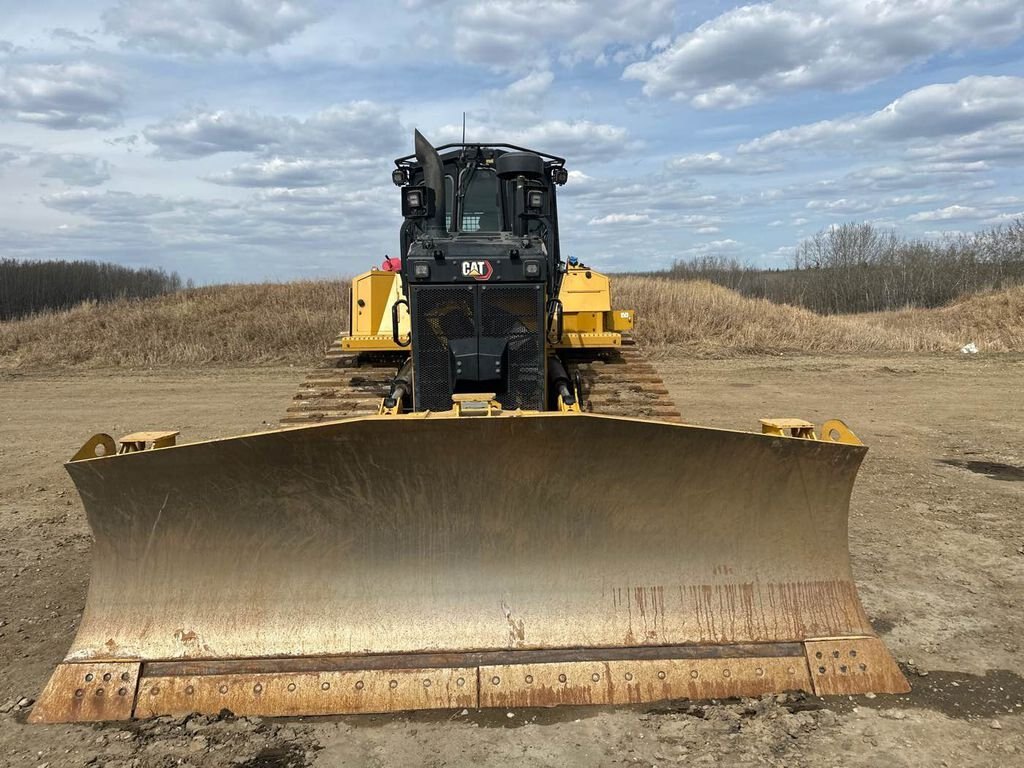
xmin=1 ymin=356 xmax=1022 ymax=767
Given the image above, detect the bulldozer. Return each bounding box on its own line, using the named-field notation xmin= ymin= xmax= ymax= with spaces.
xmin=31 ymin=131 xmax=908 ymax=724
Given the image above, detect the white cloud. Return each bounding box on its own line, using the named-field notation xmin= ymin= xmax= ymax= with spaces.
xmin=679 ymin=238 xmax=742 ymax=258
xmin=144 ymin=101 xmax=403 ymax=159
xmin=805 ymin=198 xmax=874 ymax=214
xmin=0 ymin=62 xmax=124 ymax=129
xmin=668 ymin=151 xmax=780 ymax=174
xmin=43 ymin=189 xmax=178 ymax=220
xmin=907 ymin=205 xmax=989 ymax=222
xmin=589 ymin=213 xmax=652 ymax=225
xmin=103 ymin=0 xmax=329 ymax=55
xmin=740 ymin=76 xmax=1024 ymax=153
xmin=436 ymin=119 xmax=630 ymax=163
xmin=204 ymin=156 xmax=376 ymax=187
xmin=504 ymin=70 xmax=554 ymax=100
xmin=144 ymin=109 xmax=281 ymax=157
xmin=450 ymin=0 xmax=674 ymax=68
xmin=625 ymin=1 xmax=1024 ymax=108
xmin=40 ymin=154 xmax=113 ymax=187
xmin=51 ymin=28 xmax=96 ymax=46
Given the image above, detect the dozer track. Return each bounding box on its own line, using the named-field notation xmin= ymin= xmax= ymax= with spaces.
xmin=282 ymin=333 xmax=681 ymax=425
xmin=281 ymin=336 xmax=406 ymax=425
xmin=563 ymin=335 xmax=682 ymax=423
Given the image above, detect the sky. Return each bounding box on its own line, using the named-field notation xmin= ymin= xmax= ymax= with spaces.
xmin=1 ymin=0 xmax=1023 ymax=283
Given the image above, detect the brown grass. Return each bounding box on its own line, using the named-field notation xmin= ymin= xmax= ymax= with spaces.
xmin=0 ymin=281 xmax=346 ymax=369
xmin=1 ymin=276 xmax=1021 ymax=370
xmin=617 ymin=277 xmax=1024 ymax=355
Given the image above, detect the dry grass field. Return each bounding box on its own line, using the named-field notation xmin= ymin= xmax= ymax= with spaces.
xmin=1 ymin=277 xmax=1023 ymax=370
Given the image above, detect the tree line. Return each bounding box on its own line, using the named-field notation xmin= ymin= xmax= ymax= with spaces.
xmin=663 ymin=219 xmax=1024 ymax=314
xmin=0 ymin=259 xmax=184 ymax=321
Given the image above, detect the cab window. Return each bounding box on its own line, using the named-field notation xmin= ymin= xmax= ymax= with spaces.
xmin=460 ymin=169 xmax=500 ymax=232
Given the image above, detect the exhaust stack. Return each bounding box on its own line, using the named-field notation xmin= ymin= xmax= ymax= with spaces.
xmin=414 ymin=129 xmax=446 ymax=235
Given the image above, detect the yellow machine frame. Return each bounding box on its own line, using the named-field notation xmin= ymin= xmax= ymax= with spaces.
xmin=341 ymin=265 xmax=632 ymax=354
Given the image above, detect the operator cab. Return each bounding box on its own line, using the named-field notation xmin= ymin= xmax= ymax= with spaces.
xmin=391 ymin=131 xmax=570 ymax=412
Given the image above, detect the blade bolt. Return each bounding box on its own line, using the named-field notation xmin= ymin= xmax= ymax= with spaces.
xmin=423 ymin=680 xmax=431 ymax=688
xmin=74 ymin=689 xmax=84 ymax=698
xmin=818 ymin=667 xmax=826 ymax=674
xmin=690 ymin=671 xmax=699 ymax=679
xmin=121 ymin=672 xmax=131 ymax=682
xmin=525 ymin=675 xmax=534 ymax=684
xmin=185 ymin=686 xmax=195 ymax=695
xmin=219 ymin=685 xmax=228 ymax=694
xmin=96 ymin=689 xmax=104 ymax=696
xmin=254 ymin=684 xmax=263 ymax=693
xmin=103 ymin=673 xmax=112 ymax=682
xmin=85 ymin=673 xmax=94 ymax=682
xmin=355 ymin=681 xmax=364 ymax=690
xmin=321 ymin=682 xmax=330 ymax=691
xmin=118 ymin=687 xmax=127 ymax=696
xmin=658 ymin=671 xmax=666 ymax=680
xmin=456 ymin=678 xmax=465 ymax=687
xmin=151 ymin=687 xmax=160 ymax=696
xmin=755 ymin=668 xmax=764 ymax=677
xmin=558 ymin=674 xmax=567 ymax=684
xmin=287 ymin=683 xmax=297 ymax=692
xmin=723 ymin=670 xmax=731 ymax=678
xmin=591 ymin=673 xmax=600 ymax=682
xmin=491 ymin=676 xmax=501 ymax=686
xmin=624 ymin=673 xmax=633 ymax=682
xmin=389 ymin=680 xmax=398 ymax=689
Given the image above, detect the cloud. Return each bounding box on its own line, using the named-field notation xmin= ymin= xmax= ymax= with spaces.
xmin=204 ymin=156 xmax=376 ymax=187
xmin=103 ymin=0 xmax=329 ymax=55
xmin=805 ymin=198 xmax=874 ymax=214
xmin=144 ymin=109 xmax=281 ymax=157
xmin=668 ymin=151 xmax=781 ymax=174
xmin=43 ymin=189 xmax=178 ymax=220
xmin=624 ymin=1 xmax=1024 ymax=108
xmin=144 ymin=101 xmax=403 ymax=159
xmin=51 ymin=28 xmax=96 ymax=45
xmin=450 ymin=0 xmax=674 ymax=68
xmin=40 ymin=154 xmax=113 ymax=187
xmin=741 ymin=76 xmax=1024 ymax=154
xmin=504 ymin=70 xmax=554 ymax=100
xmin=589 ymin=213 xmax=652 ymax=226
xmin=489 ymin=70 xmax=555 ymax=112
xmin=907 ymin=205 xmax=989 ymax=222
xmin=436 ymin=119 xmax=630 ymax=163
xmin=0 ymin=145 xmax=19 ymax=166
xmin=0 ymin=62 xmax=124 ymax=129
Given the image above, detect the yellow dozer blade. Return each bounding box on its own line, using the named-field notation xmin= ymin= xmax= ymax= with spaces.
xmin=32 ymin=413 xmax=908 ymax=723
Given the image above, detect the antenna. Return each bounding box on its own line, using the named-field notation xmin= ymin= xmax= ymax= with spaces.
xmin=462 ymin=111 xmax=466 ymax=144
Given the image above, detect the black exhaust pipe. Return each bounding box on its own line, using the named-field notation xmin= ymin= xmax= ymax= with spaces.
xmin=414 ymin=129 xmax=447 ymax=235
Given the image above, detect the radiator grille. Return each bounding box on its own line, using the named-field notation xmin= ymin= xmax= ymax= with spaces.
xmin=412 ymin=286 xmax=475 ymax=412
xmin=480 ymin=285 xmax=543 ymax=410
xmin=411 ymin=284 xmax=545 ymax=412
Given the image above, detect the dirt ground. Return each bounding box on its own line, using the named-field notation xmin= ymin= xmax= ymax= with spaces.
xmin=1 ymin=355 xmax=1022 ymax=767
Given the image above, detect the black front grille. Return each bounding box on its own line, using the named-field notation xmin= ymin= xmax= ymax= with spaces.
xmin=410 ymin=284 xmax=544 ymax=412
xmin=412 ymin=286 xmax=475 ymax=412
xmin=480 ymin=285 xmax=543 ymax=410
